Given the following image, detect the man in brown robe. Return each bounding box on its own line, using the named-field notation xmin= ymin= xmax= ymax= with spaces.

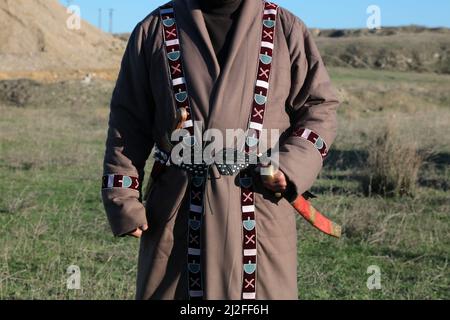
xmin=102 ymin=0 xmax=339 ymax=300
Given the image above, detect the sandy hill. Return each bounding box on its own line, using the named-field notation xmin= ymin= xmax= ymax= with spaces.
xmin=0 ymin=0 xmax=124 ymax=76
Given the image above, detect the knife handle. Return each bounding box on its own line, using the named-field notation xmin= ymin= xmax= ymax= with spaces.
xmin=260 ymin=165 xmax=282 ymax=198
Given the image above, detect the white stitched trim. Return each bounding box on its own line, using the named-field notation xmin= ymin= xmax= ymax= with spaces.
xmin=160 ymin=8 xmax=174 ymax=14
xmin=256 ymin=80 xmax=269 ymax=89
xmin=165 ymin=39 xmax=179 ymax=46
xmin=244 ymin=249 xmax=257 ymax=256
xmin=189 ymin=290 xmax=203 ymax=297
xmin=249 ymin=122 xmax=263 ymax=132
xmin=301 ymin=128 xmax=312 ymax=139
xmin=107 ymin=174 xmax=114 ymax=188
xmin=264 ymin=9 xmax=278 ymax=15
xmin=261 ymin=41 xmax=274 ymax=49
xmin=190 ymin=204 xmax=203 ymax=213
xmin=242 ymin=205 xmax=255 ymax=213
xmin=172 ymin=77 xmax=185 ymax=86
xmin=243 ymin=292 xmax=256 ymax=299
xmin=188 ymin=248 xmax=201 ymax=256
xmin=183 ymin=120 xmax=193 ymax=129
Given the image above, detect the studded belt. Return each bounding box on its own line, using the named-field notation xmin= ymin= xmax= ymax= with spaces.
xmin=155 ymin=147 xmax=254 ymax=176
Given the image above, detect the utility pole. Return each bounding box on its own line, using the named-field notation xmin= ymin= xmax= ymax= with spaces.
xmin=98 ymin=8 xmax=102 ymax=31
xmin=109 ymin=8 xmax=114 ymax=34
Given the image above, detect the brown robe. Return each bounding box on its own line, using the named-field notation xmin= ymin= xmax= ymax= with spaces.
xmin=102 ymin=0 xmax=339 ymax=300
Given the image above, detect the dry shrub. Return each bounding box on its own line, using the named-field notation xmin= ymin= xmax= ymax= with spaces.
xmin=363 ymin=119 xmax=423 ymax=196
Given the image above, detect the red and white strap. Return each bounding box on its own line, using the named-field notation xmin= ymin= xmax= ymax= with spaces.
xmin=240 ymin=1 xmax=279 ymax=301
xmin=292 ymin=128 xmax=329 ymax=159
xmin=160 ymin=3 xmax=205 ymax=300
xmin=102 ymin=174 xmax=140 ymax=191
xmin=160 ymin=5 xmax=194 ymax=136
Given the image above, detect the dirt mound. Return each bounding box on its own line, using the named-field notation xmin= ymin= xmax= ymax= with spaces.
xmin=0 ymin=0 xmax=124 ymax=75
xmin=0 ymin=78 xmax=114 ymax=109
xmin=0 ymin=79 xmax=40 ymax=107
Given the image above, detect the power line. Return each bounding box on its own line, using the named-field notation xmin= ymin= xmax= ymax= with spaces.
xmin=98 ymin=8 xmax=102 ymax=31
xmin=109 ymin=9 xmax=114 ymax=34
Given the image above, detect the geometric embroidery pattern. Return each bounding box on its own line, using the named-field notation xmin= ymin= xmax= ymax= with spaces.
xmin=102 ymin=174 xmax=139 ymax=191
xmin=292 ymin=128 xmax=329 ymax=159
xmin=160 ymin=3 xmax=204 ymax=300
xmin=241 ymin=0 xmax=279 ymax=301
xmin=160 ymin=4 xmax=195 ymax=136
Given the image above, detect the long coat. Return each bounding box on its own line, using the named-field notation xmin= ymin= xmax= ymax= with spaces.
xmin=102 ymin=0 xmax=339 ymax=300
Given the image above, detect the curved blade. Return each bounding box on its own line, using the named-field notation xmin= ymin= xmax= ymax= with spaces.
xmin=292 ymin=196 xmax=342 ymax=238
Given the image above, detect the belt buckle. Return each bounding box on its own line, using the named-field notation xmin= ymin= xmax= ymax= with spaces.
xmin=215 ymin=148 xmax=248 ymax=176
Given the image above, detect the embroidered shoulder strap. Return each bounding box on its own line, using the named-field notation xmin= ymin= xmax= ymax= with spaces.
xmin=160 ymin=4 xmax=195 ymax=137
xmin=240 ymin=1 xmax=279 ymax=301
xmin=248 ymin=1 xmax=279 ymax=134
xmin=160 ymin=3 xmax=206 ymax=300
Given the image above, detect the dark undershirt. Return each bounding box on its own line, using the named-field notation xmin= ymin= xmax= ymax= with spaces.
xmin=199 ymin=0 xmax=297 ymax=199
xmin=199 ymin=0 xmax=243 ymax=69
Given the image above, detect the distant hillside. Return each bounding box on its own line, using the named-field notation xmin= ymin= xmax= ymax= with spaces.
xmin=115 ymin=26 xmax=450 ymax=74
xmin=314 ymin=26 xmax=450 ymax=74
xmin=0 ymin=0 xmax=125 ymax=73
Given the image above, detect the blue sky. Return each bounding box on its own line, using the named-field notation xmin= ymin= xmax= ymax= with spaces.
xmin=60 ymin=0 xmax=450 ymax=33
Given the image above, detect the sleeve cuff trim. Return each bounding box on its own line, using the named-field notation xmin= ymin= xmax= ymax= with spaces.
xmin=102 ymin=174 xmax=140 ymax=191
xmin=292 ymin=128 xmax=328 ymax=158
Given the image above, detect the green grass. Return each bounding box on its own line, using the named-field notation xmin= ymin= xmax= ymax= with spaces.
xmin=0 ymin=69 xmax=449 ymax=299
xmin=330 ymin=67 xmax=450 ymax=84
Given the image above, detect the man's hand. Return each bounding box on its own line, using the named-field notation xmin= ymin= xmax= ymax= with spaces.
xmin=261 ymin=169 xmax=288 ymax=193
xmin=127 ymin=224 xmax=149 ymax=238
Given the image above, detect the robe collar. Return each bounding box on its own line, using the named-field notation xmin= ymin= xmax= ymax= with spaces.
xmin=172 ymin=0 xmax=264 ymax=129
xmin=175 ymin=0 xmax=261 ymax=77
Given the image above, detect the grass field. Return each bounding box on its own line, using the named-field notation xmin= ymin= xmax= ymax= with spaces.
xmin=0 ymin=68 xmax=449 ymax=299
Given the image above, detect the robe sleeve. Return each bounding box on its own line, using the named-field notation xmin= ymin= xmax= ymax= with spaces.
xmin=278 ymin=18 xmax=340 ymax=197
xmin=102 ymin=23 xmax=155 ymax=237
